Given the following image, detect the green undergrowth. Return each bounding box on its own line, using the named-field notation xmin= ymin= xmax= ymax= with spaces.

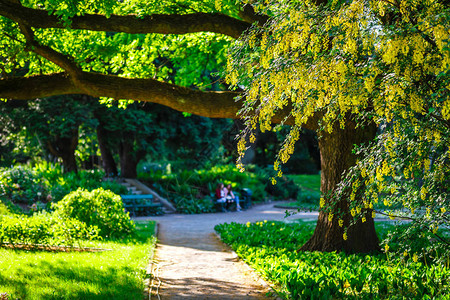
xmin=0 ymin=221 xmax=156 ymax=300
xmin=215 ymin=221 xmax=450 ymax=299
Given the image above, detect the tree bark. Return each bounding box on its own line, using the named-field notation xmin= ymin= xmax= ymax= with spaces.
xmin=96 ymin=122 xmax=118 ymax=177
xmin=0 ymin=1 xmax=251 ymax=39
xmin=300 ymin=121 xmax=380 ymax=253
xmin=46 ymin=128 xmax=79 ymax=173
xmin=119 ymin=138 xmax=143 ymax=178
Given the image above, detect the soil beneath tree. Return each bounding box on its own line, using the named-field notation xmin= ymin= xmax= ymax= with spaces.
xmin=135 ymin=203 xmax=318 ymax=299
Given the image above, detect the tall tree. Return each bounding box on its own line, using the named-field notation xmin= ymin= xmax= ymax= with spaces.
xmin=0 ymin=0 xmax=372 ymax=252
xmin=3 ymin=0 xmax=446 ymax=253
xmin=226 ymin=0 xmax=449 ymax=253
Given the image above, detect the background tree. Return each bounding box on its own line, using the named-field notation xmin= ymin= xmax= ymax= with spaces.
xmin=1 ymin=95 xmax=94 ymax=172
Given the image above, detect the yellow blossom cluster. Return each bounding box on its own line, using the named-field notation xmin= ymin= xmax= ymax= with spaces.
xmin=227 ymin=0 xmax=450 ymax=174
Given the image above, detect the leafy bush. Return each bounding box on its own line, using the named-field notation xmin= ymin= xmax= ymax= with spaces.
xmin=52 ymin=188 xmax=135 ymax=238
xmin=46 ymin=169 xmax=128 ymax=202
xmin=0 ymin=164 xmax=128 ymax=209
xmin=215 ymin=221 xmax=450 ymax=299
xmin=0 ymin=201 xmax=11 ymax=216
xmin=265 ymin=175 xmax=301 ymax=200
xmin=0 ymin=212 xmax=99 ymax=247
xmin=0 ymin=167 xmax=46 ymax=204
xmin=173 ymin=195 xmax=215 ymax=214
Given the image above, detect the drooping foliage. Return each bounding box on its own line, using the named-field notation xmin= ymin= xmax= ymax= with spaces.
xmin=227 ymin=0 xmax=449 ymax=259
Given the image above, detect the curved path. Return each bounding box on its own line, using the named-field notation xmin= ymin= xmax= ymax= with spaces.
xmin=136 ymin=203 xmax=318 ymax=299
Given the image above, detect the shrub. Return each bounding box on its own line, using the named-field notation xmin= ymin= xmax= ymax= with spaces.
xmin=0 ymin=167 xmax=46 ymax=204
xmin=0 ymin=165 xmax=128 ymax=209
xmin=174 ymin=196 xmax=215 ymax=214
xmin=0 ymin=212 xmax=99 ymax=247
xmin=52 ymin=188 xmax=135 ymax=238
xmin=0 ymin=201 xmax=11 ymax=216
xmin=265 ymin=175 xmax=301 ymax=200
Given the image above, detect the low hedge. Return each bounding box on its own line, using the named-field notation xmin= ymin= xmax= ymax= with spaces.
xmin=0 ymin=213 xmax=99 ymax=248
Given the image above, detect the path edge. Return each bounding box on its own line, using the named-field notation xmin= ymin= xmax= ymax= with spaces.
xmin=143 ymin=222 xmax=159 ymax=300
xmin=212 ymin=232 xmax=284 ymax=300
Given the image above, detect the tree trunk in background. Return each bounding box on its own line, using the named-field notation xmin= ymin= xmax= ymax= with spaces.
xmin=46 ymin=128 xmax=79 ymax=173
xmin=96 ymin=122 xmax=118 ymax=177
xmin=300 ymin=121 xmax=380 ymax=253
xmin=119 ymin=138 xmax=144 ymax=178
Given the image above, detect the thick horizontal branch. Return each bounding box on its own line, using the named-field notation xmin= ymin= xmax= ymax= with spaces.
xmin=0 ymin=72 xmax=316 ymax=128
xmin=0 ymin=73 xmax=243 ymax=119
xmin=0 ymin=73 xmax=82 ymax=99
xmin=0 ymin=0 xmax=251 ymax=39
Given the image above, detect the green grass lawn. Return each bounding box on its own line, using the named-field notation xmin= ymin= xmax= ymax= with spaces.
xmin=286 ymin=174 xmax=321 ymax=209
xmin=0 ymin=221 xmax=157 ymax=300
xmin=287 ymin=174 xmax=321 ymax=192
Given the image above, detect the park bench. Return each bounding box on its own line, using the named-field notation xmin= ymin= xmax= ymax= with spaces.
xmin=120 ymin=194 xmax=164 ymax=217
xmin=212 ymin=188 xmax=252 ymax=212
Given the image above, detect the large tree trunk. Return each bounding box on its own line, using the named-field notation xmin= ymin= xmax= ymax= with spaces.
xmin=300 ymin=121 xmax=380 ymax=253
xmin=96 ymin=122 xmax=118 ymax=177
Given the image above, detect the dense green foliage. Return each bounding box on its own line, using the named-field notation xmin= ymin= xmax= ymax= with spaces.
xmin=215 ymin=221 xmax=450 ymax=299
xmin=0 ymin=221 xmax=156 ymax=300
xmin=0 ymin=163 xmax=127 ymax=207
xmin=0 ymin=212 xmax=99 ymax=248
xmin=0 ymin=184 xmax=134 ymax=247
xmin=52 ymin=188 xmax=135 ymax=238
xmin=138 ymin=164 xmax=301 ymax=213
xmin=0 ymin=202 xmax=11 ymax=216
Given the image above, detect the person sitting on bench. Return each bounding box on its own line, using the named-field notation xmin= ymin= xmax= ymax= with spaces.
xmin=215 ymin=183 xmax=227 ymax=212
xmin=225 ymin=184 xmax=242 ymax=212
xmin=215 ymin=182 xmax=235 ymax=211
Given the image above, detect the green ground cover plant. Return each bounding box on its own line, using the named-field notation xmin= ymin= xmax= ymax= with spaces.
xmin=0 ymin=221 xmax=156 ymax=300
xmin=215 ymin=221 xmax=450 ymax=299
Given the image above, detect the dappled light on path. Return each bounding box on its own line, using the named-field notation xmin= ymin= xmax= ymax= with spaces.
xmin=143 ymin=203 xmax=318 ymax=299
xmin=153 ymin=241 xmax=269 ymax=299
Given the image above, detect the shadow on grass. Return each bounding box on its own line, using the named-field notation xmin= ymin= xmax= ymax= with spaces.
xmin=0 ymin=259 xmax=144 ymax=300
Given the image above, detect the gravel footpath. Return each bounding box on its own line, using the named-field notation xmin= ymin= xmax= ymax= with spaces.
xmin=135 ymin=203 xmax=318 ymax=299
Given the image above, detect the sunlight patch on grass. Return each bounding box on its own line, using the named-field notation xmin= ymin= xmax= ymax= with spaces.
xmin=0 ymin=221 xmax=157 ymax=300
xmin=287 ymin=174 xmax=320 ymax=192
